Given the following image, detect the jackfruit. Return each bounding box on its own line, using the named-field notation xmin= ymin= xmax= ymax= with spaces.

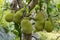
xmin=35 ymin=11 xmax=44 ymax=23
xmin=5 ymin=13 xmax=14 ymax=22
xmin=13 ymin=8 xmax=24 ymax=24
xmin=21 ymin=19 xmax=32 ymax=34
xmin=44 ymin=19 xmax=54 ymax=32
xmin=35 ymin=21 xmax=44 ymax=31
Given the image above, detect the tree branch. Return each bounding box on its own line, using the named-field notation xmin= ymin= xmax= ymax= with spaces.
xmin=10 ymin=0 xmax=23 ymax=12
xmin=28 ymin=0 xmax=38 ymax=11
xmin=10 ymin=0 xmax=17 ymax=10
xmin=28 ymin=0 xmax=32 ymax=4
xmin=17 ymin=0 xmax=23 ymax=9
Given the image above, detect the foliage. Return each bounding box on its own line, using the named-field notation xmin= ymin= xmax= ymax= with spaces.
xmin=0 ymin=0 xmax=60 ymax=40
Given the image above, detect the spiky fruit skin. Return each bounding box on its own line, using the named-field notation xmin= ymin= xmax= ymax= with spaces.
xmin=21 ymin=19 xmax=32 ymax=34
xmin=35 ymin=12 xmax=44 ymax=23
xmin=44 ymin=20 xmax=54 ymax=32
xmin=35 ymin=21 xmax=44 ymax=31
xmin=34 ymin=11 xmax=44 ymax=31
xmin=13 ymin=8 xmax=24 ymax=24
xmin=13 ymin=12 xmax=22 ymax=24
xmin=5 ymin=13 xmax=14 ymax=22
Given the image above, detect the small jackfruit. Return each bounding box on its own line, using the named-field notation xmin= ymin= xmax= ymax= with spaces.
xmin=35 ymin=11 xmax=44 ymax=23
xmin=5 ymin=13 xmax=14 ymax=22
xmin=13 ymin=8 xmax=24 ymax=24
xmin=21 ymin=19 xmax=32 ymax=34
xmin=44 ymin=19 xmax=54 ymax=32
xmin=35 ymin=21 xmax=44 ymax=31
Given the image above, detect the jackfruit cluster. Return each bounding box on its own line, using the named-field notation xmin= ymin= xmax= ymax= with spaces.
xmin=5 ymin=8 xmax=24 ymax=24
xmin=44 ymin=19 xmax=54 ymax=32
xmin=21 ymin=18 xmax=33 ymax=34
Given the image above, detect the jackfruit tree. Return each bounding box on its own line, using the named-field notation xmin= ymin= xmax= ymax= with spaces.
xmin=4 ymin=0 xmax=55 ymax=40
xmin=0 ymin=0 xmax=60 ymax=40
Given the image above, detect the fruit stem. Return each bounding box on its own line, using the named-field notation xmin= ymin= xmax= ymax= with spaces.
xmin=15 ymin=23 xmax=22 ymax=40
xmin=19 ymin=25 xmax=22 ymax=40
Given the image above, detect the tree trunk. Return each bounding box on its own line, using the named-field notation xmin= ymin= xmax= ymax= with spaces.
xmin=23 ymin=33 xmax=32 ymax=40
xmin=29 ymin=0 xmax=38 ymax=11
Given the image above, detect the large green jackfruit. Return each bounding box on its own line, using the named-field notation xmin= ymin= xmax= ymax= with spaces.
xmin=5 ymin=13 xmax=14 ymax=22
xmin=44 ymin=19 xmax=54 ymax=32
xmin=35 ymin=21 xmax=44 ymax=31
xmin=35 ymin=12 xmax=44 ymax=23
xmin=13 ymin=8 xmax=24 ymax=24
xmin=21 ymin=18 xmax=33 ymax=34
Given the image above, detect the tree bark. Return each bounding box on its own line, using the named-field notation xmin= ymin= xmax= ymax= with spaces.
xmin=23 ymin=33 xmax=32 ymax=40
xmin=10 ymin=0 xmax=18 ymax=11
xmin=17 ymin=0 xmax=22 ymax=9
xmin=28 ymin=0 xmax=38 ymax=11
xmin=10 ymin=0 xmax=23 ymax=12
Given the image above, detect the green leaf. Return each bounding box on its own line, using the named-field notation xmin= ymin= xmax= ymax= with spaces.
xmin=26 ymin=0 xmax=30 ymax=2
xmin=0 ymin=0 xmax=4 ymax=7
xmin=56 ymin=4 xmax=60 ymax=12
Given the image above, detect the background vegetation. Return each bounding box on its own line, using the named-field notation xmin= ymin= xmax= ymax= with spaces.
xmin=0 ymin=0 xmax=60 ymax=40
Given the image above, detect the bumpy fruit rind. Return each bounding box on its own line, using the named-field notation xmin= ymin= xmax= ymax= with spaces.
xmin=44 ymin=19 xmax=54 ymax=32
xmin=21 ymin=19 xmax=32 ymax=34
xmin=35 ymin=21 xmax=44 ymax=31
xmin=13 ymin=8 xmax=24 ymax=24
xmin=5 ymin=13 xmax=14 ymax=22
